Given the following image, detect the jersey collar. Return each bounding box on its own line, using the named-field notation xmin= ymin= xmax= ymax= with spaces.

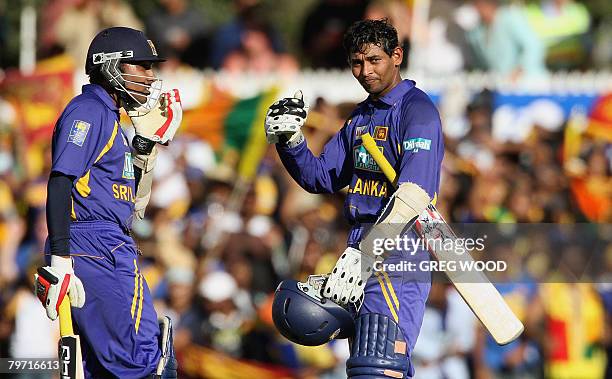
xmin=82 ymin=84 xmax=118 ymax=111
xmin=364 ymin=79 xmax=415 ymax=107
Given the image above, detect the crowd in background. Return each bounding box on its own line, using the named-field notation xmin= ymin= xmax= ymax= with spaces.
xmin=0 ymin=0 xmax=611 ymax=378
xmin=0 ymin=0 xmax=608 ymax=74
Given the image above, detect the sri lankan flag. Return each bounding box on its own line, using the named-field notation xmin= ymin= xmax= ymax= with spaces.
xmin=182 ymin=86 xmax=278 ymax=180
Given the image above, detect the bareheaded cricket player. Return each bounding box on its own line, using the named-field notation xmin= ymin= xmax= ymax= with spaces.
xmin=266 ymin=19 xmax=444 ymax=378
xmin=34 ymin=27 xmax=181 ymax=378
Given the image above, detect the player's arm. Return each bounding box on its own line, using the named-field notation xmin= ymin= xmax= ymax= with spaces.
xmin=34 ymin=104 xmax=108 ymax=320
xmin=46 ymin=172 xmax=73 ymax=257
xmin=128 ymin=89 xmax=182 ymax=220
xmin=265 ymin=91 xmax=353 ymax=193
xmin=35 ymin=174 xmax=86 ymax=321
xmin=131 ymin=144 xmax=158 ymax=221
xmin=397 ymin=96 xmax=444 ymax=199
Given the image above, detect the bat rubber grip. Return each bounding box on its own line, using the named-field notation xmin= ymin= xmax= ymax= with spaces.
xmin=362 ymin=133 xmax=397 ymax=186
xmin=59 ymin=297 xmax=74 ymax=336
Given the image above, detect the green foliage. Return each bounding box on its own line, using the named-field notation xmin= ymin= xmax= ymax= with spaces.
xmin=581 ymin=0 xmax=612 ymax=22
xmin=130 ymin=0 xmax=234 ymax=28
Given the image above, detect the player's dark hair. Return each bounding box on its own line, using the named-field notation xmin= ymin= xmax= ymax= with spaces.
xmin=88 ymin=66 xmax=117 ymax=95
xmin=343 ymin=19 xmax=399 ymax=60
xmin=88 ymin=67 xmax=106 ymax=86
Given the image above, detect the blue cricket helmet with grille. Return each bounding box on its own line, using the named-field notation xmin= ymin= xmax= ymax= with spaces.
xmin=86 ymin=27 xmax=165 ymax=111
xmin=272 ymin=278 xmax=355 ymax=346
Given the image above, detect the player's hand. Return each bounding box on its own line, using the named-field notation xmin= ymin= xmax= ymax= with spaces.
xmin=322 ymin=247 xmax=378 ymax=307
xmin=264 ymin=90 xmax=308 ymax=146
xmin=34 ymin=255 xmax=85 ymax=321
xmin=128 ymin=89 xmax=182 ymax=145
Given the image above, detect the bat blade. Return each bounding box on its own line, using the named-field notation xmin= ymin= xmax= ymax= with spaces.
xmin=416 ymin=205 xmax=524 ymax=345
xmin=361 ymin=133 xmax=524 ymax=345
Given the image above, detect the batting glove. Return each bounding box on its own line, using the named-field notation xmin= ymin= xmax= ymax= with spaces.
xmin=128 ymin=89 xmax=182 ymax=145
xmin=34 ymin=255 xmax=85 ymax=321
xmin=322 ymin=247 xmax=380 ymax=307
xmin=265 ymin=90 xmax=308 ymax=147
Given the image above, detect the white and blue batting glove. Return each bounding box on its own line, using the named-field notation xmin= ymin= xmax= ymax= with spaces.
xmin=34 ymin=255 xmax=85 ymax=321
xmin=264 ymin=90 xmax=308 ymax=147
xmin=322 ymin=247 xmax=380 ymax=307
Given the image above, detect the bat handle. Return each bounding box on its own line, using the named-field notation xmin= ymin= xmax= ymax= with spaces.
xmin=59 ymin=296 xmax=74 ymax=336
xmin=362 ymin=133 xmax=397 ymax=186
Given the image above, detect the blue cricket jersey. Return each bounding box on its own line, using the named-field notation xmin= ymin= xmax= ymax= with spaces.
xmin=51 ymin=84 xmax=136 ymax=231
xmin=277 ymin=80 xmax=444 ymax=245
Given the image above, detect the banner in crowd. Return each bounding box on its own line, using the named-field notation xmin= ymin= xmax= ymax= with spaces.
xmin=0 ymin=56 xmax=74 ymax=144
xmin=181 ymin=345 xmax=295 ymax=379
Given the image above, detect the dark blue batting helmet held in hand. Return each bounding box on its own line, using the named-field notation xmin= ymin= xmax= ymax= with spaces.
xmin=272 ymin=275 xmax=355 ymax=346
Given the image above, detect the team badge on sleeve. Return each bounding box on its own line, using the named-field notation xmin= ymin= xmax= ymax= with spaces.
xmin=68 ymin=120 xmax=91 ymax=147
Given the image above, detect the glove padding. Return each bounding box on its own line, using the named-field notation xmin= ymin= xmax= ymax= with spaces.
xmin=265 ymin=90 xmax=308 ymax=146
xmin=34 ymin=255 xmax=85 ymax=321
xmin=128 ymin=89 xmax=182 ymax=144
xmin=322 ymin=247 xmax=381 ymax=307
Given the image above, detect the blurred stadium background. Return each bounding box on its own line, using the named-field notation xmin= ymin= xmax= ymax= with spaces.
xmin=0 ymin=0 xmax=611 ymax=378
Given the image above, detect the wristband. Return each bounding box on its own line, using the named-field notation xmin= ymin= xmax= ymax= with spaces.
xmin=132 ymin=135 xmax=156 ymax=155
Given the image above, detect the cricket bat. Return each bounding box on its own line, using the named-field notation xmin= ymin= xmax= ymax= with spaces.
xmin=361 ymin=133 xmax=524 ymax=345
xmin=37 ymin=268 xmax=84 ymax=378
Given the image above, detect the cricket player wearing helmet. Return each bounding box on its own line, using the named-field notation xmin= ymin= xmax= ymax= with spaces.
xmin=34 ymin=27 xmax=181 ymax=378
xmin=266 ymin=19 xmax=444 ymax=378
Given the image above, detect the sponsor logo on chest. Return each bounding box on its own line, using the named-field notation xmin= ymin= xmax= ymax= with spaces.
xmin=353 ymin=145 xmax=382 ymax=172
xmin=122 ymin=152 xmax=135 ymax=179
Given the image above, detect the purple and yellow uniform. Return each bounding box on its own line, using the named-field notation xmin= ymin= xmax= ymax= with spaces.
xmin=277 ymin=80 xmax=444 ymax=373
xmin=45 ymin=84 xmax=160 ymax=378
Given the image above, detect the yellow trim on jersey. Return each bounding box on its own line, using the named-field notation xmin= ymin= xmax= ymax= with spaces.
xmin=95 ymin=121 xmax=119 ymax=163
xmin=70 ymin=198 xmax=76 ymax=220
xmin=131 ymin=259 xmax=139 ymax=318
xmin=381 ymin=271 xmax=400 ymax=311
xmin=375 ymin=272 xmax=399 ymax=322
xmin=75 ymin=171 xmax=91 ymax=197
xmin=135 ymin=273 xmax=144 ymax=333
xmin=72 ymin=121 xmax=119 ymax=200
xmin=432 ymin=192 xmax=437 ymax=206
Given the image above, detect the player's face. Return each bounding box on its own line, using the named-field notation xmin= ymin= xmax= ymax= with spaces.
xmin=349 ymin=44 xmax=403 ymax=98
xmin=121 ymin=62 xmax=156 ymax=103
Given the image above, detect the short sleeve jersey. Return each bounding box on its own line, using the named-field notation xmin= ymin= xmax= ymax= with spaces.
xmin=51 ymin=84 xmax=136 ymax=230
xmin=277 ymin=80 xmax=444 ymax=245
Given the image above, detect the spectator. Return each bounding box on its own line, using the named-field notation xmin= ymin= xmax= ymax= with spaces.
xmin=210 ymin=0 xmax=287 ymax=70
xmin=366 ymin=0 xmax=467 ymax=74
xmin=54 ymin=0 xmax=142 ymax=68
xmin=221 ymin=22 xmax=298 ymax=74
xmin=6 ymin=263 xmax=58 ymax=360
xmin=145 ymin=0 xmax=209 ymax=68
xmin=197 ymin=270 xmax=251 ymax=356
xmin=525 ymin=0 xmax=591 ymax=70
xmin=527 ymin=246 xmax=607 ymax=379
xmin=412 ymin=282 xmax=476 ymax=379
xmin=162 ymin=266 xmax=203 ymax=356
xmin=300 ymin=0 xmax=368 ymax=68
xmin=364 ymin=0 xmax=411 ymax=69
xmin=465 ymin=0 xmax=547 ymax=78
